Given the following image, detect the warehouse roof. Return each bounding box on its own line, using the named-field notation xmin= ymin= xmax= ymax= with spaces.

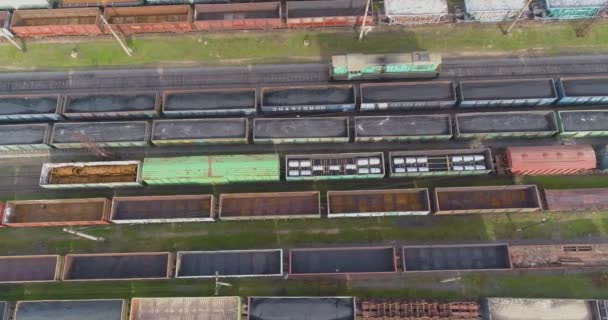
xmin=0 ymin=255 xmax=58 ymax=282
xmin=561 ymin=77 xmax=608 ymax=96
xmin=457 ymin=112 xmax=556 ymax=133
xmin=403 ymin=244 xmax=510 ymax=271
xmin=560 ymin=110 xmax=608 ymax=132
xmin=254 ymin=118 xmax=348 ymax=139
xmin=546 ymin=0 xmax=606 ymax=8
xmin=356 ymin=115 xmax=451 ymax=137
xmin=486 ymin=298 xmax=596 ymax=320
xmin=153 ymin=119 xmax=247 ymax=140
xmin=465 ymin=0 xmax=527 ymax=11
xmin=362 ymin=82 xmax=455 ymax=102
xmin=64 ymin=92 xmax=157 ymax=113
xmin=287 ymin=0 xmax=366 ymax=18
xmin=0 ymin=95 xmax=58 ymax=116
xmin=385 ymin=0 xmax=448 ymax=15
xmin=0 ymin=124 xmax=48 ymax=145
xmin=263 ymin=86 xmax=354 ymax=106
xmin=64 ymin=253 xmax=169 ymax=280
xmin=15 ymin=300 xmax=125 ymax=320
xmin=130 ymin=297 xmax=240 ymax=320
xmin=249 ymin=297 xmax=355 ymax=320
xmin=290 ymin=247 xmax=395 ymax=274
xmin=52 ymin=122 xmax=148 ymax=143
xmin=164 ymin=89 xmax=255 ymax=111
xmin=177 ymin=250 xmax=282 ymax=277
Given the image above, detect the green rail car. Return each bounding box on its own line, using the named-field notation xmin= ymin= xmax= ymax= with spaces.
xmin=331 ymin=52 xmax=441 ymax=80
xmin=142 ymin=154 xmax=280 ymax=185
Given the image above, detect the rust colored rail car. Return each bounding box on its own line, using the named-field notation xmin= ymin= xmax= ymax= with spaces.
xmin=193 ymin=3 xmax=282 ymax=31
xmin=359 ymin=299 xmax=481 ymax=320
xmin=104 ymin=5 xmax=192 ymax=35
xmin=111 ymin=195 xmax=215 ymax=223
xmin=434 ymin=185 xmax=542 ymax=215
xmin=327 ymin=189 xmax=431 ymax=217
xmin=2 ymin=198 xmax=110 ymax=227
xmin=219 ymin=191 xmax=320 ymax=220
xmin=510 ymin=243 xmax=608 ymax=269
xmin=10 ymin=8 xmax=102 ymax=37
xmin=506 ymin=144 xmax=596 ymax=175
xmin=286 ymin=0 xmax=375 ymax=28
xmin=0 ymin=255 xmax=61 ymax=283
xmin=59 ymin=0 xmax=143 ymax=8
xmin=545 ymin=188 xmax=608 ymax=212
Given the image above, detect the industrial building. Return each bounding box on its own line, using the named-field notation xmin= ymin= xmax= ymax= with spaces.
xmin=111 ymin=195 xmax=215 ymax=223
xmin=62 ymin=252 xmax=171 ymax=281
xmin=0 ymin=94 xmax=61 ymax=121
xmin=162 ymin=88 xmax=256 ymax=116
xmin=51 ymin=121 xmax=150 ymax=148
xmin=2 ymin=198 xmax=110 ymax=227
xmin=0 ymin=255 xmax=60 ymax=283
xmin=434 ymin=185 xmax=542 ymax=214
xmin=327 ymin=189 xmax=431 ymax=217
xmin=464 ymin=0 xmax=530 ymax=22
xmin=62 ymin=92 xmax=159 ymax=119
xmin=253 ymin=117 xmax=349 ymax=144
xmin=176 ymin=249 xmax=283 ymax=278
xmin=129 ymin=297 xmax=241 ymax=320
xmin=248 ymin=297 xmax=356 ymax=320
xmin=459 ymin=79 xmax=558 ymax=107
xmin=360 ymin=81 xmax=457 ymax=110
xmin=286 ymin=152 xmax=384 ymax=181
xmin=355 ymin=115 xmax=452 ymax=142
xmin=384 ymin=0 xmax=449 ymax=24
xmin=544 ymin=0 xmax=607 ymax=19
xmin=389 ymin=149 xmax=493 ymax=177
xmin=289 ymin=247 xmax=397 ymax=275
xmin=261 ymin=85 xmax=355 ymax=113
xmin=219 ymin=192 xmax=320 ymax=220
xmin=0 ymin=124 xmax=50 ymax=151
xmin=558 ymin=110 xmax=608 ymax=137
xmin=14 ymin=300 xmax=127 ymax=320
xmin=402 ymin=244 xmax=512 ymax=271
xmin=152 ymin=118 xmax=248 ymax=145
xmin=455 ymin=111 xmax=558 ymax=139
xmin=557 ymin=77 xmax=608 ymax=105
xmin=39 ymin=161 xmax=143 ymax=189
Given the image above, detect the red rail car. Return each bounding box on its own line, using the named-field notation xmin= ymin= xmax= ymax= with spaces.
xmin=104 ymin=5 xmax=193 ymax=35
xmin=10 ymin=8 xmax=102 ymax=37
xmin=506 ymin=144 xmax=596 ymax=175
xmin=193 ymin=2 xmax=283 ymax=31
xmin=286 ymin=0 xmax=375 ymax=28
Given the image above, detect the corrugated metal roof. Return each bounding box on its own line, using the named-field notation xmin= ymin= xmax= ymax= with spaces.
xmin=506 ymin=145 xmax=596 ymax=174
xmin=465 ymin=0 xmax=527 ymax=11
xmin=547 ymin=0 xmax=606 ymax=8
xmin=142 ymin=154 xmax=280 ymax=184
xmin=385 ymin=0 xmax=448 ymax=15
xmin=130 ymin=297 xmax=240 ymax=320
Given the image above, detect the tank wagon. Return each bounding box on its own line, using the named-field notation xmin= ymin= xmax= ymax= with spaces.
xmin=0 ymin=94 xmax=61 ymax=122
xmin=384 ymin=0 xmax=449 ymax=25
xmin=354 ymin=115 xmax=452 ymax=142
xmin=260 ymin=85 xmax=356 ymax=114
xmin=327 ymin=189 xmax=431 ymax=217
xmin=39 ymin=161 xmax=143 ymax=189
xmin=558 ymin=110 xmax=608 ymax=137
xmin=253 ymin=117 xmax=349 ymax=144
xmin=455 ymin=111 xmax=559 ymax=139
xmin=62 ymin=92 xmax=160 ymax=119
xmin=557 ymin=76 xmax=608 ymax=105
xmin=110 ymin=195 xmax=215 ymax=224
xmin=10 ymin=8 xmax=103 ymax=37
xmin=389 ymin=148 xmax=493 ymax=177
xmin=151 ymin=118 xmax=248 ymax=145
xmin=286 ymin=152 xmax=384 ymax=181
xmin=505 ymin=144 xmax=597 ymax=175
xmin=459 ymin=78 xmax=558 ymax=107
xmin=162 ymin=88 xmax=256 ymax=117
xmin=285 ymin=0 xmax=373 ymax=28
xmin=0 ymin=124 xmax=51 ymax=151
xmin=359 ymin=81 xmax=457 ymax=110
xmin=193 ymin=2 xmax=282 ymax=31
xmin=50 ymin=121 xmax=150 ymax=148
xmin=331 ymin=52 xmax=441 ymax=80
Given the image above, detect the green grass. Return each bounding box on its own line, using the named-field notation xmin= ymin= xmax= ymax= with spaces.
xmin=521 ymin=175 xmax=608 ymax=189
xmin=3 ymin=21 xmax=608 ymax=70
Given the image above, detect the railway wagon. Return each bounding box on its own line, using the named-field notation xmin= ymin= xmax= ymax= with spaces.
xmin=58 ymin=0 xmax=143 ymax=7
xmin=62 ymin=252 xmax=172 ymax=281
xmin=253 ymin=117 xmax=349 ymax=144
xmin=193 ymin=2 xmax=282 ymax=31
xmin=389 ymin=148 xmax=493 ymax=177
xmin=289 ymin=247 xmax=397 ymax=276
xmin=455 ymin=111 xmax=559 ymax=139
xmin=486 ymin=298 xmax=602 ymax=320
xmin=359 ymin=81 xmax=457 ymax=110
xmin=402 ymin=244 xmax=512 ymax=272
xmin=2 ymin=198 xmax=110 ymax=227
xmin=248 ymin=297 xmax=356 ymax=320
xmin=359 ymin=299 xmax=480 ymax=320
xmin=151 ymin=118 xmax=248 ymax=145
xmin=545 ymin=188 xmax=608 ymax=212
xmin=103 ymin=5 xmax=193 ymax=34
xmin=39 ymin=161 xmax=143 ymax=189
xmin=260 ymin=85 xmax=356 ymax=114
xmin=0 ymin=123 xmax=51 ymax=151
xmin=558 ymin=110 xmax=608 ymax=137
xmin=505 ymin=144 xmax=597 ymax=175
xmin=384 ymin=0 xmax=449 ymax=25
xmin=162 ymin=88 xmax=256 ymax=117
xmin=331 ymin=52 xmax=441 ymax=80
xmin=14 ymin=300 xmax=127 ymax=320
xmin=50 ymin=121 xmax=150 ymax=148
xmin=434 ymin=185 xmax=542 ymax=215
xmin=286 ymin=152 xmax=384 ymax=181
xmin=464 ymin=0 xmax=529 ymax=22
xmin=176 ymin=249 xmax=283 ymax=278
xmin=129 ymin=297 xmax=240 ymax=320
xmin=0 ymin=0 xmax=50 ymax=10
xmin=0 ymin=94 xmax=62 ymax=122
xmin=219 ymin=191 xmax=320 ymax=220
xmin=0 ymin=255 xmax=61 ymax=283
xmin=354 ymin=115 xmax=452 ymax=142
xmin=10 ymin=8 xmax=103 ymax=37
xmin=285 ymin=0 xmax=373 ymax=28
xmin=61 ymin=92 xmax=160 ymax=119
xmin=458 ymin=78 xmax=558 ymax=107
xmin=557 ymin=77 xmax=608 ymax=105
xmin=544 ymin=0 xmax=607 ymax=19
xmin=327 ymin=188 xmax=431 ymax=217
xmin=0 ymin=11 xmax=9 ymax=35
xmin=142 ymin=154 xmax=280 ymax=185
xmin=110 ymin=194 xmax=215 ymax=224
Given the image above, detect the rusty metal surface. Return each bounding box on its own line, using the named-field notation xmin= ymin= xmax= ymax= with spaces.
xmin=435 ymin=186 xmax=541 ymax=214
xmin=10 ymin=8 xmax=102 ymax=37
xmin=328 ymin=189 xmax=429 ymax=214
xmin=0 ymin=255 xmax=59 ymax=282
xmin=220 ymin=191 xmax=319 ymax=219
xmin=4 ymin=198 xmax=108 ymax=226
xmin=506 ymin=144 xmax=596 ymax=175
xmin=510 ymin=243 xmax=608 ymax=268
xmin=359 ymin=299 xmax=481 ymax=320
xmin=49 ymin=164 xmax=138 ymax=184
xmin=105 ymin=5 xmax=192 ymax=34
xmin=545 ymin=188 xmax=608 ymax=211
xmin=112 ymin=195 xmax=213 ymax=220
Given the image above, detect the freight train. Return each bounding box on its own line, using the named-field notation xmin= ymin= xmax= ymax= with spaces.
xmin=330 ymin=52 xmax=442 ymax=80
